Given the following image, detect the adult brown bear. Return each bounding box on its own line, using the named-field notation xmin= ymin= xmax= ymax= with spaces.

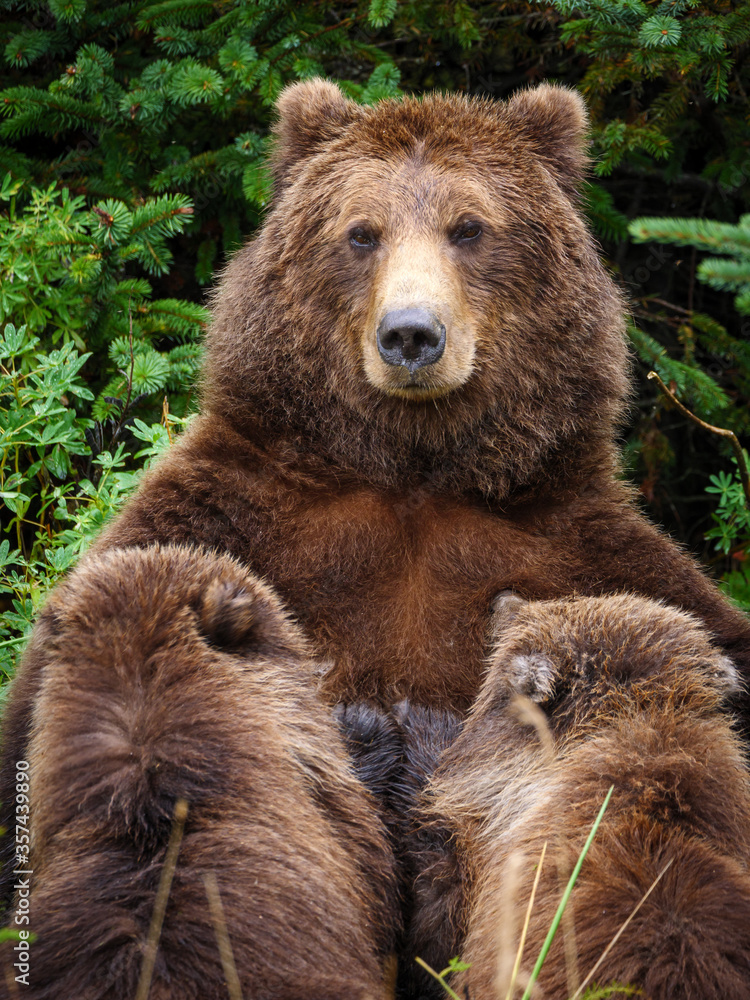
xmin=1 ymin=79 xmax=749 ymax=997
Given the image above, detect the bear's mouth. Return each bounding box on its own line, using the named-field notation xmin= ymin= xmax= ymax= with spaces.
xmin=381 ymin=378 xmax=454 ymax=401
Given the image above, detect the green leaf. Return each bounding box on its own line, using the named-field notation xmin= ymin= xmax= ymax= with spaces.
xmin=168 ymin=61 xmax=225 ymax=106
xmin=195 ymin=238 xmax=216 ymax=285
xmin=583 ymin=182 xmax=628 ymax=241
xmin=361 ymin=63 xmax=401 ymax=104
xmin=242 ymin=162 xmax=273 ymax=209
xmin=48 ymin=0 xmax=87 ymax=23
xmin=218 ymin=38 xmax=258 ymax=80
xmin=130 ymin=350 xmax=170 ymax=395
xmin=91 ymin=200 xmax=132 ymax=245
xmin=137 ymin=0 xmax=214 ymax=29
xmin=131 ymin=194 xmax=194 ymax=237
xmin=445 ymin=957 xmax=471 ymax=973
xmin=4 ymin=30 xmax=55 ymax=68
xmin=154 ymin=25 xmax=198 ymax=57
xmin=0 ymin=174 xmax=24 ymax=200
xmin=1 ymin=323 xmax=37 ymax=357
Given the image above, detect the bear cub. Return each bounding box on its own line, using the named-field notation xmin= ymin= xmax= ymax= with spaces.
xmin=341 ymin=593 xmax=750 ymax=1000
xmin=0 ymin=545 xmax=398 ymax=1000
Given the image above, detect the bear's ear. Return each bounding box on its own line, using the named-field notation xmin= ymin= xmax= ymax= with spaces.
xmin=504 ymin=83 xmax=589 ymax=199
xmin=199 ymin=578 xmax=301 ymax=656
xmin=709 ymin=654 xmax=742 ymax=699
xmin=270 ymin=78 xmax=361 ymax=193
xmin=508 ymin=652 xmax=557 ymax=703
xmin=200 ymin=580 xmax=266 ymax=651
xmin=490 ymin=590 xmax=527 ymax=631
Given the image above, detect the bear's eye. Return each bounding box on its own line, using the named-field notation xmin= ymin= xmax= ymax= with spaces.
xmin=452 ymin=221 xmax=483 ymax=244
xmin=349 ymin=227 xmax=378 ymax=250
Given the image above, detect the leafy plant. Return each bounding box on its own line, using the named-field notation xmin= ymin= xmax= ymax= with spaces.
xmin=704 ymin=464 xmax=750 ymax=612
xmin=414 ymin=956 xmax=470 ymax=1000
xmin=0 ymin=172 xmax=208 ymax=419
xmin=630 ymin=214 xmax=750 ymax=317
xmin=0 ymin=321 xmax=185 ymax=685
xmin=541 ymin=0 xmax=750 ymax=169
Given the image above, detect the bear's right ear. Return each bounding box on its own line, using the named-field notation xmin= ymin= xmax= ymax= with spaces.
xmin=508 ymin=652 xmax=557 ymax=703
xmin=270 ymin=79 xmax=361 ymax=193
xmin=199 ymin=578 xmax=305 ymax=658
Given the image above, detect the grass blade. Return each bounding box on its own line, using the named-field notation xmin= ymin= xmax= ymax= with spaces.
xmin=504 ymin=841 xmax=548 ymax=1000
xmin=135 ymin=798 xmax=189 ymax=1000
xmin=520 ymin=785 xmax=614 ymax=1000
xmin=203 ymin=871 xmax=244 ymax=1000
xmin=571 ymin=857 xmax=674 ymax=999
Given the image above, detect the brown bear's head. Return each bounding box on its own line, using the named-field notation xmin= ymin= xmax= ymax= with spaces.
xmin=205 ymin=80 xmax=629 ymax=499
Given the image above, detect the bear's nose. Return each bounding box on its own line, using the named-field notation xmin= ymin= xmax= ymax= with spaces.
xmin=377 ymin=308 xmax=446 ymax=372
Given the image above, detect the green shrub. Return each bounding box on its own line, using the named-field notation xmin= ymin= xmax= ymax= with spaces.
xmin=0 ymin=319 xmax=186 ymax=684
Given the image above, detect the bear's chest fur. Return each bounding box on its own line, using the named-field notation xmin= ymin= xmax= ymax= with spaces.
xmin=241 ymin=484 xmax=575 ymax=708
xmin=103 ymin=422 xmax=730 ymax=712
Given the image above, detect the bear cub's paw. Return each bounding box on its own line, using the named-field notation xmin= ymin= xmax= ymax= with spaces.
xmin=392 ymin=700 xmax=464 ymax=797
xmin=334 ymin=701 xmax=463 ymax=821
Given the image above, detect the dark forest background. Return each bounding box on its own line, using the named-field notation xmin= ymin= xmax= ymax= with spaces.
xmin=0 ymin=0 xmax=749 ymax=680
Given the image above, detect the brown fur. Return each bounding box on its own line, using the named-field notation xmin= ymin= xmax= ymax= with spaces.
xmin=430 ymin=594 xmax=750 ymax=999
xmin=0 ymin=546 xmax=397 ymax=999
xmin=2 ymin=79 xmax=750 ymax=995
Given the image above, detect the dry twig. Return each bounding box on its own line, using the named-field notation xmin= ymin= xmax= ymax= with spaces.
xmin=135 ymin=798 xmax=189 ymax=1000
xmin=648 ymin=370 xmax=750 ymax=507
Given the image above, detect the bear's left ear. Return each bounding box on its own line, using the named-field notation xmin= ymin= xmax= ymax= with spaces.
xmin=504 ymin=84 xmax=589 ymax=199
xmin=270 ymin=78 xmax=362 ymax=193
xmin=490 ymin=590 xmax=527 ymax=631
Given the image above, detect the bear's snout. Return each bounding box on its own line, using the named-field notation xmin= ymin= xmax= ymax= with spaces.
xmin=376 ymin=307 xmax=446 ymax=373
